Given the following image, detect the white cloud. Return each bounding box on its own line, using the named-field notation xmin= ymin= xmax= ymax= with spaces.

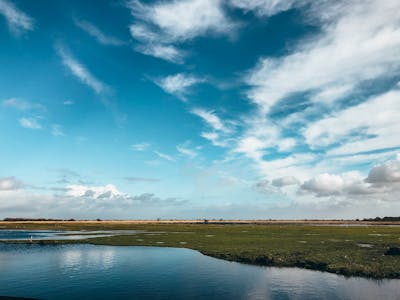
xmin=19 ymin=117 xmax=42 ymax=130
xmin=3 ymin=98 xmax=30 ymax=110
xmin=66 ymin=184 xmax=123 ymax=200
xmin=229 ymin=0 xmax=305 ymax=17
xmin=366 ymin=159 xmax=400 ymax=184
xmin=57 ymin=45 xmax=107 ymax=94
xmin=2 ymin=98 xmax=44 ymax=111
xmin=128 ymin=0 xmax=236 ymax=62
xmin=200 ymin=132 xmax=226 ymax=147
xmin=63 ymin=100 xmax=74 ymax=105
xmin=155 ymin=73 xmax=202 ymax=100
xmin=51 ymin=124 xmax=65 ymax=137
xmin=176 ymin=142 xmax=199 ymax=158
xmin=154 ymin=150 xmax=175 ymax=162
xmin=191 ymin=108 xmax=228 ymax=132
xmin=301 ymin=173 xmax=347 ymax=196
xmin=300 ymin=170 xmax=379 ymax=199
xmin=299 ymin=157 xmax=400 ymax=200
xmin=0 ymin=180 xmax=186 ymax=219
xmin=272 ymin=176 xmax=300 ymax=187
xmin=0 ymin=177 xmax=23 ymax=190
xmin=304 ymin=90 xmax=400 ymax=155
xmin=130 ymin=142 xmax=150 ymax=151
xmin=257 ymin=153 xmax=317 ymax=181
xmin=74 ymin=19 xmax=125 ymax=46
xmin=234 ymin=117 xmax=296 ymax=161
xmin=245 ymin=0 xmax=400 ymax=112
xmin=0 ymin=0 xmax=33 ymax=35
xmin=129 ymin=0 xmax=234 ymax=40
xmin=235 ymin=136 xmax=267 ymax=161
xmin=135 ymin=43 xmax=184 ymax=63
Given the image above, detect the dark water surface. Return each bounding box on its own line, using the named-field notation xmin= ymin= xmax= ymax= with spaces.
xmin=0 ymin=244 xmax=399 ymax=300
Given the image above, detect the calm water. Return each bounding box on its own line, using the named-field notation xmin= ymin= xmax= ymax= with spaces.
xmin=0 ymin=230 xmax=140 ymax=241
xmin=0 ymin=244 xmax=399 ymax=300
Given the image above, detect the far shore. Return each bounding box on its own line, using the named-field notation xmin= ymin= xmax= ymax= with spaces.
xmin=1 ymin=219 xmax=400 ymax=225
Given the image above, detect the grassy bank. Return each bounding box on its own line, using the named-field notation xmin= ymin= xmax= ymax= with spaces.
xmin=1 ymin=222 xmax=400 ymax=279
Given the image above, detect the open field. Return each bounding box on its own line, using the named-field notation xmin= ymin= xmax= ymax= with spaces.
xmin=1 ymin=221 xmax=400 ymax=279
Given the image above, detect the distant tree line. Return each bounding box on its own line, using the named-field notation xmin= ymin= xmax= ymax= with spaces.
xmin=3 ymin=218 xmax=76 ymax=222
xmin=363 ymin=216 xmax=400 ymax=222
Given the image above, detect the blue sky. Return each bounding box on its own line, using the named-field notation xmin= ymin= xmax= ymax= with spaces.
xmin=1 ymin=0 xmax=400 ymax=219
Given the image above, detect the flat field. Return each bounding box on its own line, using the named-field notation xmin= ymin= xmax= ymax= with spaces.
xmin=1 ymin=221 xmax=400 ymax=279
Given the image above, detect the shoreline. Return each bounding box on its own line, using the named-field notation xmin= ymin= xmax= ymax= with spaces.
xmin=1 ymin=220 xmax=400 ymax=226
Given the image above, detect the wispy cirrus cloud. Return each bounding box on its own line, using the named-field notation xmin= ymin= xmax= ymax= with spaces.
xmin=245 ymin=0 xmax=400 ymax=112
xmin=51 ymin=124 xmax=65 ymax=137
xmin=0 ymin=0 xmax=34 ymax=35
xmin=19 ymin=117 xmax=42 ymax=130
xmin=191 ymin=108 xmax=233 ymax=147
xmin=56 ymin=44 xmax=127 ymax=126
xmin=229 ymin=0 xmax=307 ymax=17
xmin=154 ymin=73 xmax=203 ymax=101
xmin=223 ymin=0 xmax=400 ymax=194
xmin=124 ymin=177 xmax=160 ymax=183
xmin=154 ymin=150 xmax=175 ymax=162
xmin=304 ymin=89 xmax=400 ymax=156
xmin=2 ymin=98 xmax=45 ymax=111
xmin=56 ymin=45 xmax=108 ymax=94
xmin=74 ymin=18 xmax=125 ymax=46
xmin=176 ymin=142 xmax=200 ymax=159
xmin=191 ymin=108 xmax=228 ymax=133
xmin=130 ymin=142 xmax=150 ymax=151
xmin=127 ymin=0 xmax=237 ymax=63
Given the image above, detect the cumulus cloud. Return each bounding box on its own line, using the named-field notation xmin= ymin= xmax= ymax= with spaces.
xmin=366 ymin=158 xmax=400 ymax=184
xmin=155 ymin=73 xmax=203 ymax=100
xmin=127 ymin=0 xmax=236 ymax=62
xmin=0 ymin=0 xmax=34 ymax=35
xmin=74 ymin=18 xmax=125 ymax=46
xmin=0 ymin=177 xmax=23 ymax=190
xmin=300 ymin=157 xmax=400 ymax=200
xmin=301 ymin=173 xmax=348 ymax=197
xmin=272 ymin=176 xmax=300 ymax=187
xmin=66 ymin=184 xmax=123 ymax=200
xmin=0 ymin=180 xmax=187 ymax=219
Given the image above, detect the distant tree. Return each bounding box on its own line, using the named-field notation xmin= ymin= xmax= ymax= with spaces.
xmin=204 ymin=219 xmax=209 ymax=224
